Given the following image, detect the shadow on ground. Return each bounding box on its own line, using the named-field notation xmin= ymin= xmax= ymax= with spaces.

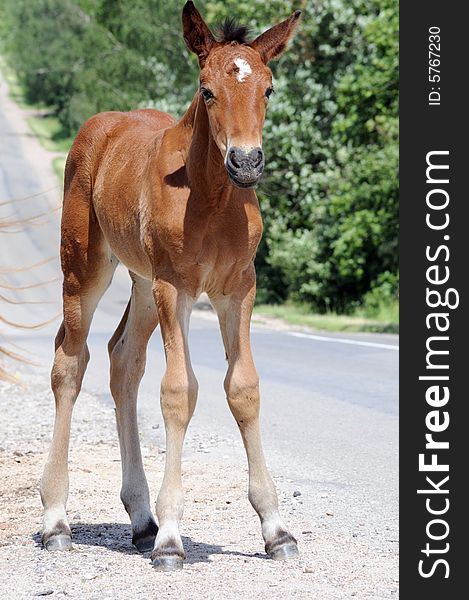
xmin=33 ymin=523 xmax=267 ymax=564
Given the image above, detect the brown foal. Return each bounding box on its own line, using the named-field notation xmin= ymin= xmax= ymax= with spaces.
xmin=40 ymin=1 xmax=301 ymax=570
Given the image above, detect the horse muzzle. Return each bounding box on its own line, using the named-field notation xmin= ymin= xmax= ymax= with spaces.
xmin=225 ymin=146 xmax=264 ymax=188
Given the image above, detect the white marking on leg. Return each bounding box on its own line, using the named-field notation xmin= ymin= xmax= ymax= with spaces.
xmin=261 ymin=514 xmax=289 ymax=543
xmin=234 ymin=58 xmax=252 ymax=82
xmin=154 ymin=521 xmax=184 ymax=553
xmin=43 ymin=506 xmax=69 ymax=534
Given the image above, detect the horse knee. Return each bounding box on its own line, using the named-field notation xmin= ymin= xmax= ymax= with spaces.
xmin=160 ymin=373 xmax=198 ymax=426
xmin=225 ymin=369 xmax=260 ymax=425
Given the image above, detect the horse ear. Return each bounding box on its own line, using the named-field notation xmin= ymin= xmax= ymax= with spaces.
xmin=182 ymin=1 xmax=216 ymax=66
xmin=250 ymin=10 xmax=301 ymax=64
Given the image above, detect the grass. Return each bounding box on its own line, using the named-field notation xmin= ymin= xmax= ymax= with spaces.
xmin=26 ymin=114 xmax=72 ymax=153
xmin=253 ymin=302 xmax=399 ymax=334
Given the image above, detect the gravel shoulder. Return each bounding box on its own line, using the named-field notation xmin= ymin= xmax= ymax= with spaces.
xmin=0 ymin=367 xmax=398 ymax=600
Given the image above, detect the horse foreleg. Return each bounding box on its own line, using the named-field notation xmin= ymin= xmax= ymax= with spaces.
xmin=150 ymin=281 xmax=198 ymax=570
xmin=212 ymin=274 xmax=299 ymax=561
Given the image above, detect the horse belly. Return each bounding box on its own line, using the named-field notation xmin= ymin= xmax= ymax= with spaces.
xmin=109 ymin=240 xmax=152 ymax=280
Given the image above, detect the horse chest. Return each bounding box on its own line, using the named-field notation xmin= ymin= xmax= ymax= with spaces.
xmin=154 ymin=208 xmax=261 ymax=295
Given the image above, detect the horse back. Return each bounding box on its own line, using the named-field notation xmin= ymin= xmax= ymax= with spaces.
xmin=64 ymin=109 xmax=175 ymax=191
xmin=61 ymin=109 xmax=176 ymax=279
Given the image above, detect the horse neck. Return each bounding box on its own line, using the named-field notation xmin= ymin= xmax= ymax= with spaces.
xmin=180 ymin=94 xmax=231 ymax=204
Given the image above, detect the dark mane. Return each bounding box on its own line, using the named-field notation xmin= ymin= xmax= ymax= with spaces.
xmin=216 ymin=18 xmax=252 ymax=44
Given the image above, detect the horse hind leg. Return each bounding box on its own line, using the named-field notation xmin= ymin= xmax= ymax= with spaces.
xmin=40 ymin=182 xmax=117 ymax=551
xmin=108 ymin=274 xmax=159 ymax=552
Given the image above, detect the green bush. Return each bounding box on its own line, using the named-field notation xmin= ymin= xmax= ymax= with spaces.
xmin=361 ymin=271 xmax=399 ymax=320
xmin=0 ymin=0 xmax=398 ymax=316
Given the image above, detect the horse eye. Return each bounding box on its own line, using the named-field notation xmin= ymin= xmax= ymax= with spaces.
xmin=201 ymin=87 xmax=214 ymax=102
xmin=265 ymin=87 xmax=274 ymax=99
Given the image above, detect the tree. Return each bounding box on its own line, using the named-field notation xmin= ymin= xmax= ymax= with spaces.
xmin=0 ymin=0 xmax=398 ymax=313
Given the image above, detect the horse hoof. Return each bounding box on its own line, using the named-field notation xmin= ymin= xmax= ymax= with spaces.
xmin=132 ymin=521 xmax=158 ymax=553
xmin=151 ymin=555 xmax=184 ymax=571
xmin=44 ymin=534 xmax=73 ymax=552
xmin=268 ymin=542 xmax=299 ymax=561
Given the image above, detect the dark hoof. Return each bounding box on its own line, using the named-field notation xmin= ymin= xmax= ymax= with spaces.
xmin=151 ymin=555 xmax=184 ymax=571
xmin=44 ymin=534 xmax=73 ymax=552
xmin=268 ymin=542 xmax=299 ymax=561
xmin=132 ymin=521 xmax=158 ymax=553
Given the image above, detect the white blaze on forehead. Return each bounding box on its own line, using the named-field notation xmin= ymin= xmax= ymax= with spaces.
xmin=234 ymin=58 xmax=252 ymax=82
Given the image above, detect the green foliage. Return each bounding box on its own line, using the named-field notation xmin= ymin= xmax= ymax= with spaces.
xmin=0 ymin=0 xmax=195 ymax=133
xmin=205 ymin=0 xmax=398 ymax=313
xmin=361 ymin=270 xmax=399 ymax=320
xmin=254 ymin=301 xmax=398 ymax=334
xmin=0 ymin=0 xmax=398 ymax=315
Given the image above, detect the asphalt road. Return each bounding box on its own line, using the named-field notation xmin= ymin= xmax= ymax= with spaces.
xmin=1 ymin=73 xmax=399 ymax=556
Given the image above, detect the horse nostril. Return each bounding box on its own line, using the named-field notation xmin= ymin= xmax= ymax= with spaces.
xmin=247 ymin=147 xmax=264 ymax=169
xmin=254 ymin=150 xmax=263 ymax=168
xmin=227 ymin=147 xmax=263 ymax=174
xmin=229 ymin=149 xmax=241 ymax=169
